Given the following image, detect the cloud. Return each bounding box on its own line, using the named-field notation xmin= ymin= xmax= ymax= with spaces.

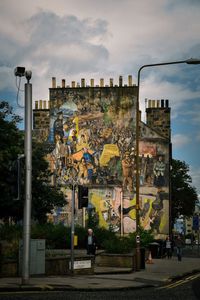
xmin=171 ymin=134 xmax=190 ymax=149
xmin=139 ymin=72 xmax=200 ymax=122
xmin=178 ymin=102 xmax=200 ymax=125
xmin=0 ymin=9 xmax=110 ymax=108
xmin=21 ymin=11 xmax=109 ymax=73
xmin=0 ymin=1 xmax=200 ymax=170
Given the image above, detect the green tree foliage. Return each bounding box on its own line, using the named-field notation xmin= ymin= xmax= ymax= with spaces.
xmin=0 ymin=101 xmax=65 ymax=223
xmin=31 ymin=141 xmax=66 ymax=223
xmin=0 ymin=101 xmax=24 ymax=221
xmin=171 ymin=159 xmax=198 ymax=224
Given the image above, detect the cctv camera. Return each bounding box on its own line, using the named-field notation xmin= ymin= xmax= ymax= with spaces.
xmin=25 ymin=70 xmax=32 ymax=81
xmin=14 ymin=66 xmax=25 ymax=77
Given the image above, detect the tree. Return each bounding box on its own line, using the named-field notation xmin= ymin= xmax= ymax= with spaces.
xmin=171 ymin=159 xmax=198 ymax=225
xmin=31 ymin=141 xmax=66 ymax=223
xmin=0 ymin=101 xmax=66 ymax=223
xmin=0 ymin=101 xmax=24 ymax=221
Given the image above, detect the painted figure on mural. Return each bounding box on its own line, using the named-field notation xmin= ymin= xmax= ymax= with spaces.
xmin=63 ymin=122 xmax=70 ymax=140
xmin=149 ymin=191 xmax=165 ymax=234
xmin=143 ymin=155 xmax=154 ymax=186
xmin=140 ymin=154 xmax=147 ymax=185
xmin=140 ymin=198 xmax=151 ymax=220
xmin=122 ymin=152 xmax=134 ymax=193
xmin=78 ymin=157 xmax=88 ymax=184
xmin=54 ymin=134 xmax=63 ymax=176
xmin=82 ymin=147 xmax=92 ymax=162
xmin=77 ymin=133 xmax=89 ymax=151
xmin=54 ymin=111 xmax=64 ymax=140
xmin=153 ymin=155 xmax=166 ymax=187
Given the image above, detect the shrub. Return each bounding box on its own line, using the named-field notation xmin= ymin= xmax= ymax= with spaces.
xmin=0 ymin=223 xmax=154 ymax=256
xmin=128 ymin=228 xmax=154 ymax=248
xmin=102 ymin=235 xmax=133 ymax=254
xmin=0 ymin=224 xmax=22 ymax=259
xmin=93 ymin=227 xmax=116 ymax=249
xmin=0 ymin=224 xmax=22 ymax=241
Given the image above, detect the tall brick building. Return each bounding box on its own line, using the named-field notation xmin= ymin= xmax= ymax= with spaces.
xmin=33 ymin=76 xmax=170 ymax=238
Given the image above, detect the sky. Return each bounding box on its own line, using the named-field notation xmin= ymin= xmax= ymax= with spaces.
xmin=0 ymin=0 xmax=200 ymax=197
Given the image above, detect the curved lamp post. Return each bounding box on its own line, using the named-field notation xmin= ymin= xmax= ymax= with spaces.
xmin=135 ymin=58 xmax=200 ymax=268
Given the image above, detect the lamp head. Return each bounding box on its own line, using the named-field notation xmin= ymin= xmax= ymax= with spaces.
xmin=186 ymin=58 xmax=200 ymax=65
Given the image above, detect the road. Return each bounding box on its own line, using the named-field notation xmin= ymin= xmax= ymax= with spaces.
xmin=0 ymin=274 xmax=199 ymax=300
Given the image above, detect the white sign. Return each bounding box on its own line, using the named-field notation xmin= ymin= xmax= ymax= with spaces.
xmin=69 ymin=260 xmax=92 ymax=269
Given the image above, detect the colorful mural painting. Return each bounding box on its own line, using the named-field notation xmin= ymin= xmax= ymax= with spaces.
xmin=43 ymin=83 xmax=170 ymax=237
xmin=47 ymin=88 xmax=137 ymax=190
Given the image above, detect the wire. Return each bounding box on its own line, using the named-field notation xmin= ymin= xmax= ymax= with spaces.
xmin=15 ymin=77 xmax=24 ymax=108
xmin=15 ymin=76 xmax=24 ymax=92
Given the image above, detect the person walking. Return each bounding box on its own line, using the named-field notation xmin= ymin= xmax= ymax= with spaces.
xmin=85 ymin=228 xmax=98 ymax=256
xmin=175 ymin=235 xmax=184 ymax=261
xmin=165 ymin=236 xmax=172 ymax=259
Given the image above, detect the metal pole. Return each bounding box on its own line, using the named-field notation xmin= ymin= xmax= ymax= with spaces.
xmin=136 ymin=69 xmax=141 ymax=235
xmin=82 ymin=207 xmax=86 ymax=228
xmin=135 ymin=69 xmax=141 ymax=270
xmin=136 ymin=59 xmax=197 ymax=229
xmin=135 ymin=58 xmax=200 ymax=270
xmin=70 ymin=184 xmax=75 ymax=274
xmin=120 ymin=190 xmax=123 ymax=236
xmin=22 ymin=81 xmax=32 ymax=284
xmin=169 ymin=142 xmax=172 ymax=236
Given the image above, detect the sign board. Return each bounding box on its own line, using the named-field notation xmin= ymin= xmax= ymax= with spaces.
xmin=69 ymin=260 xmax=92 ymax=270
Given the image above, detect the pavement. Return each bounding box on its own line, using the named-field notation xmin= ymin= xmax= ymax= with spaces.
xmin=0 ymin=255 xmax=200 ymax=292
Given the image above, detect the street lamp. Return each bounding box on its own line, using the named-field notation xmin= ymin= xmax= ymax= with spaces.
xmin=135 ymin=58 xmax=200 ymax=267
xmin=14 ymin=67 xmax=33 ymax=284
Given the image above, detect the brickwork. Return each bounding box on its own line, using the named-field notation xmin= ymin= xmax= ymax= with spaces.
xmin=146 ymin=99 xmax=171 ymax=140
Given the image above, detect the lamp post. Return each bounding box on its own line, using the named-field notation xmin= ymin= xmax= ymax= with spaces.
xmin=22 ymin=72 xmax=33 ymax=285
xmin=135 ymin=58 xmax=200 ymax=267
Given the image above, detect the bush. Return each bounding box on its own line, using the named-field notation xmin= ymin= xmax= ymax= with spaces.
xmin=102 ymin=228 xmax=154 ymax=254
xmin=31 ymin=223 xmax=68 ymax=249
xmin=0 ymin=223 xmax=154 ymax=256
xmin=93 ymin=227 xmax=116 ymax=248
xmin=0 ymin=224 xmax=22 ymax=241
xmin=0 ymin=224 xmax=22 ymax=259
xmin=102 ymin=236 xmax=133 ymax=254
xmin=128 ymin=228 xmax=154 ymax=248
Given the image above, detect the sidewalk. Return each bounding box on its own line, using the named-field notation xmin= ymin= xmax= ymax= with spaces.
xmin=0 ymin=256 xmax=200 ymax=292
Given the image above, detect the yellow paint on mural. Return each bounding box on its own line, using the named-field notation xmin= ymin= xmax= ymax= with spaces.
xmin=128 ymin=198 xmax=136 ymax=219
xmin=90 ymin=193 xmax=108 ymax=228
xmin=73 ymin=116 xmax=79 ymax=134
xmin=99 ymin=144 xmax=120 ymax=166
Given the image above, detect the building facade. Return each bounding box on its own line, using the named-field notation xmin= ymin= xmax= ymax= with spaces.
xmin=33 ymin=76 xmax=170 ymax=238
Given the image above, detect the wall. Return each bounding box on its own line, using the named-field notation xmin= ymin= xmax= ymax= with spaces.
xmin=38 ymin=77 xmax=170 ymax=237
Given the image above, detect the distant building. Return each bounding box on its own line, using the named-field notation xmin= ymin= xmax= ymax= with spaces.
xmin=33 ymin=76 xmax=171 ymax=238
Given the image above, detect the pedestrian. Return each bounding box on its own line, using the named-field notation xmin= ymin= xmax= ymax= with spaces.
xmin=175 ymin=235 xmax=184 ymax=261
xmin=165 ymin=236 xmax=172 ymax=259
xmin=85 ymin=228 xmax=98 ymax=256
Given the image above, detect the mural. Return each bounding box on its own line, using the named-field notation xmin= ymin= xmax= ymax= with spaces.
xmin=45 ymin=86 xmax=169 ymax=237
xmin=47 ymin=89 xmax=136 ymax=191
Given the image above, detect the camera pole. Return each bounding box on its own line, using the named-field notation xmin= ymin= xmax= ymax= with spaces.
xmin=22 ymin=77 xmax=32 ymax=284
